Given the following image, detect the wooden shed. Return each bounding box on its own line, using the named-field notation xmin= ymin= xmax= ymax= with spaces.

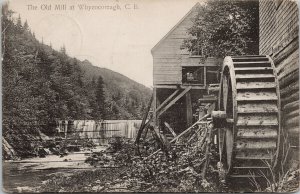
xmin=151 ymin=3 xmax=221 ymax=135
xmin=259 ymin=0 xmax=299 ymax=166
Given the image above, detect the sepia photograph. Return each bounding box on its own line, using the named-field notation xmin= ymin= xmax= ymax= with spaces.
xmin=2 ymin=0 xmax=299 ymax=192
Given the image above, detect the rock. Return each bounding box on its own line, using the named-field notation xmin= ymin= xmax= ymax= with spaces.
xmin=2 ymin=137 xmax=17 ymax=160
xmin=38 ymin=148 xmax=47 ymax=158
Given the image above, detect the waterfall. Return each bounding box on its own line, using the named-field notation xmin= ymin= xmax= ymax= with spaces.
xmin=56 ymin=120 xmax=142 ymax=145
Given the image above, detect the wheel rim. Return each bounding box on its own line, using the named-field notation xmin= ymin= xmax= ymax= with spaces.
xmin=220 ymin=69 xmax=234 ymax=171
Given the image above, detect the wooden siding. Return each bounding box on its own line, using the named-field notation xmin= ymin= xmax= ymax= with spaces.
xmin=259 ymin=0 xmax=299 ymax=161
xmin=152 ymin=5 xmax=199 ymax=85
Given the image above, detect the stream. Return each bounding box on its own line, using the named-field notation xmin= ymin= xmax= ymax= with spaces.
xmin=3 ymin=146 xmax=106 ymax=193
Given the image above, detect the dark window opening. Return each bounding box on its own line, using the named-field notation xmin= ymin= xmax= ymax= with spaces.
xmin=182 ymin=66 xmax=204 ymax=84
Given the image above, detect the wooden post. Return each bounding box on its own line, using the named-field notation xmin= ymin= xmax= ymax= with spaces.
xmin=164 ymin=122 xmax=177 ymax=137
xmin=186 ymin=91 xmax=193 ymax=127
xmin=134 ymin=93 xmax=153 ymax=145
xmin=156 ymin=93 xmax=161 ymax=128
xmin=204 ymin=66 xmax=207 ymax=87
xmin=153 ymin=87 xmax=157 ymax=126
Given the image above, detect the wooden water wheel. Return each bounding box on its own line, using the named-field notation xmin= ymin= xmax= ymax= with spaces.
xmin=215 ymin=55 xmax=281 ymax=178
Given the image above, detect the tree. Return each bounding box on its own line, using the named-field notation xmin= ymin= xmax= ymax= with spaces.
xmin=23 ymin=20 xmax=29 ymax=31
xmin=16 ymin=14 xmax=22 ymax=32
xmin=95 ymin=76 xmax=106 ymax=119
xmin=60 ymin=44 xmax=66 ymax=54
xmin=182 ymin=0 xmax=259 ymax=58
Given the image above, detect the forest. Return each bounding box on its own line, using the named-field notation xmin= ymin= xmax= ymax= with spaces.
xmin=2 ymin=5 xmax=151 ymax=157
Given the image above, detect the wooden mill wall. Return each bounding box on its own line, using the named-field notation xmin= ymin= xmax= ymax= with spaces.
xmin=152 ymin=5 xmax=199 ymax=85
xmin=259 ymin=0 xmax=299 ymax=164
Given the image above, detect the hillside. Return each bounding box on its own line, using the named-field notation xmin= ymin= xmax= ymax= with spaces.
xmin=79 ymin=60 xmax=152 ymax=119
xmin=2 ymin=6 xmax=151 ymax=158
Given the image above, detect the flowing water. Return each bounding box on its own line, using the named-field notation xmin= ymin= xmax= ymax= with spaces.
xmin=3 ymin=120 xmax=142 ymax=193
xmin=3 ymin=146 xmax=106 ymax=193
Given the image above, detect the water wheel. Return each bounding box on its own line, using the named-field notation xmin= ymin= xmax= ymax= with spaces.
xmin=216 ymin=55 xmax=281 ymax=178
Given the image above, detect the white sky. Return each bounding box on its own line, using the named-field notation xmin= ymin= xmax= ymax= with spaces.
xmin=8 ymin=0 xmax=199 ymax=87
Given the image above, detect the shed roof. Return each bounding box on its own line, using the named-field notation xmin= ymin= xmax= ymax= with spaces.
xmin=151 ymin=2 xmax=200 ymax=54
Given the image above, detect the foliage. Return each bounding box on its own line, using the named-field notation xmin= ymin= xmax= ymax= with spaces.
xmin=182 ymin=0 xmax=259 ymax=57
xmin=83 ymin=126 xmax=219 ymax=192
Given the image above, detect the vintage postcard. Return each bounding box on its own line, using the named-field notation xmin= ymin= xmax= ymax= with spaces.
xmin=2 ymin=0 xmax=299 ymax=192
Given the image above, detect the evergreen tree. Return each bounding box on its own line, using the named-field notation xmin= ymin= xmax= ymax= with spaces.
xmin=95 ymin=76 xmax=106 ymax=119
xmin=23 ymin=20 xmax=29 ymax=31
xmin=60 ymin=44 xmax=66 ymax=54
xmin=16 ymin=14 xmax=22 ymax=32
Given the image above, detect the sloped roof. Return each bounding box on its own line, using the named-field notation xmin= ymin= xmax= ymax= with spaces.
xmin=151 ymin=2 xmax=200 ymax=53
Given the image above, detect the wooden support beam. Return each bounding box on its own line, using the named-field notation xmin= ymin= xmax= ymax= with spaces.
xmin=153 ymin=87 xmax=157 ymax=126
xmin=156 ymin=89 xmax=180 ymax=113
xmin=135 ymin=93 xmax=153 ymax=144
xmin=186 ymin=91 xmax=193 ymax=127
xmin=157 ymin=86 xmax=192 ymax=118
xmin=154 ymin=85 xmax=206 ymax=90
xmin=204 ymin=66 xmax=207 ymax=87
xmin=164 ymin=122 xmax=177 ymax=137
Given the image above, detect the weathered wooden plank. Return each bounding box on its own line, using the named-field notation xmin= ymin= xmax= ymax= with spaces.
xmin=164 ymin=122 xmax=177 ymax=137
xmin=283 ymin=100 xmax=299 ymax=113
xmin=186 ymin=92 xmax=193 ymax=127
xmin=278 ymin=64 xmax=299 ymax=82
xmin=285 ymin=117 xmax=299 ymax=128
xmin=234 ymin=67 xmax=272 ymax=71
xmin=236 ymin=82 xmax=276 ymax=89
xmin=154 ymin=80 xmax=181 ymax=85
xmin=288 ymin=126 xmax=300 ymax=136
xmin=279 ymin=69 xmax=299 ymax=88
xmin=236 ymin=91 xmax=278 ymax=101
xmin=235 ymin=74 xmax=275 ymax=79
xmin=284 ymin=109 xmax=299 ymax=120
xmin=153 ymin=58 xmax=181 ymax=63
xmin=237 ymin=115 xmax=278 ymax=126
xmin=235 ymin=151 xmax=273 ymax=160
xmin=236 ymin=140 xmax=276 ymax=149
xmin=281 ymin=92 xmax=299 ymax=106
xmin=237 ymin=127 xmax=277 ymax=139
xmin=280 ymin=80 xmax=299 ymax=97
xmin=237 ymin=102 xmax=278 ymax=113
xmin=276 ymin=49 xmax=298 ymax=73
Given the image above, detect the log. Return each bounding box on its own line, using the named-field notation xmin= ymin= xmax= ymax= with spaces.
xmin=211 ymin=111 xmax=227 ymax=119
xmin=201 ymin=122 xmax=213 ymax=178
xmin=156 ymin=89 xmax=180 ymax=113
xmin=164 ymin=122 xmax=177 ymax=137
xmin=157 ymin=86 xmax=192 ymax=117
xmin=135 ymin=94 xmax=153 ymax=145
xmin=170 ymin=114 xmax=209 ymax=143
xmin=186 ymin=92 xmax=193 ymax=127
xmin=144 ymin=114 xmax=210 ymax=160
